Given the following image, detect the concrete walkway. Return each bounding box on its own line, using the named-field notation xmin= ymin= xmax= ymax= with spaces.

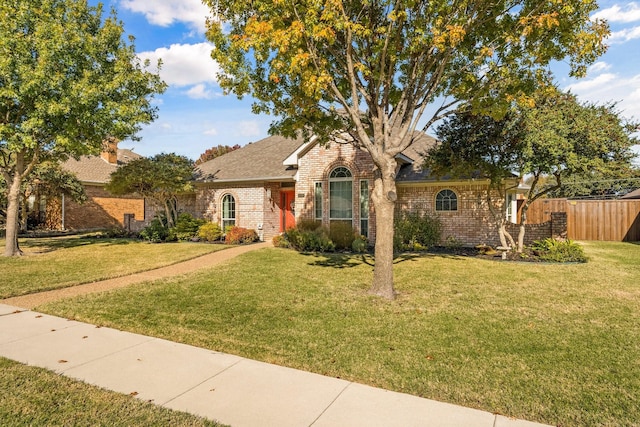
xmin=1 ymin=243 xmax=552 ymax=427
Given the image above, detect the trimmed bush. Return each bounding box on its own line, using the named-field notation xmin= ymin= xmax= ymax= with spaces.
xmin=329 ymin=221 xmax=356 ymax=250
xmin=531 ymin=238 xmax=587 ymax=263
xmin=394 ymin=211 xmax=442 ymax=251
xmin=139 ymin=217 xmax=173 ymax=243
xmin=172 ymin=213 xmax=206 ymax=241
xmin=272 ymin=234 xmax=290 ymax=248
xmin=352 ymin=235 xmax=368 ymax=253
xmin=284 ymin=227 xmax=335 ymax=252
xmin=198 ymin=222 xmax=223 ymax=242
xmin=225 ymin=227 xmax=259 ymax=244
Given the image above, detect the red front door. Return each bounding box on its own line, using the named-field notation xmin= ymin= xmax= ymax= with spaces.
xmin=280 ymin=190 xmax=296 ymax=231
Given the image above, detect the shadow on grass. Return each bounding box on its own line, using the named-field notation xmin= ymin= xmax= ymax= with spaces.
xmin=302 ymin=250 xmax=473 ymax=269
xmin=19 ymin=235 xmax=137 ymax=253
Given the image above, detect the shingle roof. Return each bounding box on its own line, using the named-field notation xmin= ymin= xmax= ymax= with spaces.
xmin=195 ymin=135 xmax=304 ymax=182
xmin=62 ymin=149 xmax=142 ymax=184
xmin=621 ymin=188 xmax=640 ymax=199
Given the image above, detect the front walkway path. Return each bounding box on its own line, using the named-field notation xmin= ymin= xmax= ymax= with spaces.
xmin=2 ymin=241 xmax=272 ymax=309
xmin=1 ymin=242 xmax=552 ymax=427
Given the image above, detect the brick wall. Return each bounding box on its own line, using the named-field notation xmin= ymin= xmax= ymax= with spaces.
xmin=296 ymin=141 xmax=376 ymax=240
xmin=194 ymin=183 xmax=281 ymax=241
xmin=397 ymin=182 xmax=503 ymax=246
xmin=60 ymin=185 xmax=145 ymax=230
xmin=505 ymin=212 xmax=568 ymax=245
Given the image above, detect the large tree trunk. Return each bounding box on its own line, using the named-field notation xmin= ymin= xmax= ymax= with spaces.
xmin=369 ymin=158 xmax=399 ymax=300
xmin=4 ymin=163 xmax=25 ymax=257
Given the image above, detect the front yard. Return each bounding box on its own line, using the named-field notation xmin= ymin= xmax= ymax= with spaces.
xmin=7 ymin=239 xmax=640 ymax=426
xmin=0 ymin=234 xmax=226 ymax=298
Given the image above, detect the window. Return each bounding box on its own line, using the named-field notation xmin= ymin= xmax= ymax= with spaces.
xmin=435 ymin=189 xmax=457 ymax=211
xmin=329 ymin=167 xmax=353 ymax=220
xmin=360 ymin=180 xmax=369 ymax=237
xmin=221 ymin=194 xmax=236 ymax=229
xmin=314 ymin=182 xmax=323 ymax=221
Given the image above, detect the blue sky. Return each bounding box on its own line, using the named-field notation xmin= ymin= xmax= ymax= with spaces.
xmin=93 ymin=0 xmax=640 ymax=161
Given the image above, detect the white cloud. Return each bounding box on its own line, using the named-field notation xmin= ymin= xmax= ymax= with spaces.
xmin=588 ymin=62 xmax=612 ymax=73
xmin=119 ymin=0 xmax=210 ymax=32
xmin=592 ymin=3 xmax=640 ymax=23
xmin=565 ymin=73 xmax=640 ymax=120
xmin=204 ymin=127 xmax=219 ymax=136
xmin=137 ymin=43 xmax=219 ymax=87
xmin=235 ymin=121 xmax=262 ymax=138
xmin=607 ymin=25 xmax=640 ymax=43
xmin=185 ymin=83 xmax=218 ymax=99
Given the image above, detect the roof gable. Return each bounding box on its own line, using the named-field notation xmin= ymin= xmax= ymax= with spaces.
xmin=62 ymin=149 xmax=142 ymax=184
xmin=195 ymin=135 xmax=305 ymax=182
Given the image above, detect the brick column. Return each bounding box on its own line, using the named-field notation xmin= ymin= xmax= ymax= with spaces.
xmin=551 ymin=212 xmax=568 ymax=239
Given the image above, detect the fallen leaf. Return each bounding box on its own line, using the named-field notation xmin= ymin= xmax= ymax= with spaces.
xmin=35 ymin=315 xmax=43 ymax=318
xmin=130 ymin=391 xmax=138 ymax=396
xmin=58 ymin=360 xmax=68 ymax=364
xmin=82 ymin=336 xmax=88 ymax=339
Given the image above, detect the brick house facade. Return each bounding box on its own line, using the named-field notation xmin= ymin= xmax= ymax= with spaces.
xmin=193 ymin=134 xmax=522 ymax=246
xmin=49 ymin=140 xmax=151 ymax=232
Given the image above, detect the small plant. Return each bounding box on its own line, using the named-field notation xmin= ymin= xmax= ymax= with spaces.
xmin=225 ymin=227 xmax=259 ymax=244
xmin=198 ymin=222 xmax=223 ymax=242
xmin=296 ymin=219 xmax=322 ymax=232
xmin=329 ymin=221 xmax=355 ymax=250
xmin=284 ymin=227 xmax=335 ymax=252
xmin=351 ymin=235 xmax=368 ymax=253
xmin=272 ymin=234 xmax=290 ymax=248
xmin=172 ymin=213 xmax=206 ymax=241
xmin=443 ymin=235 xmax=463 ymax=249
xmin=530 ymin=238 xmax=587 ymax=263
xmin=394 ymin=211 xmax=442 ymax=251
xmin=139 ymin=217 xmax=173 ymax=243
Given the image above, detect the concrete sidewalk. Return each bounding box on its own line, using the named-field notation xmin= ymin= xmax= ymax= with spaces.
xmin=0 ymin=303 xmax=550 ymax=427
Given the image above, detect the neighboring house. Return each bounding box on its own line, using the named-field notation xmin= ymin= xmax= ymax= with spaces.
xmin=621 ymin=188 xmax=640 ymax=199
xmin=191 ymin=133 xmax=522 ymax=246
xmin=48 ymin=140 xmax=149 ymax=231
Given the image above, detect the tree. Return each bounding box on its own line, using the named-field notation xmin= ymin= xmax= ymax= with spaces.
xmin=195 ymin=144 xmax=241 ymax=165
xmin=428 ymin=89 xmax=638 ymax=251
xmin=106 ymin=154 xmax=195 ymax=228
xmin=0 ymin=0 xmax=166 ymax=256
xmin=204 ymin=0 xmax=608 ymax=298
xmin=427 ymin=109 xmax=523 ymax=249
xmin=19 ymin=161 xmax=87 ymax=231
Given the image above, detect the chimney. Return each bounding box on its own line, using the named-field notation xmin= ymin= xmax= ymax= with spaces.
xmin=101 ymin=138 xmax=118 ymax=165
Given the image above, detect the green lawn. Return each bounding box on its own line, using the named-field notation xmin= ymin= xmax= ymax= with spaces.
xmin=0 ymin=357 xmax=225 ymax=426
xmin=0 ymin=234 xmax=226 ymax=298
xmin=39 ymin=241 xmax=640 ymax=426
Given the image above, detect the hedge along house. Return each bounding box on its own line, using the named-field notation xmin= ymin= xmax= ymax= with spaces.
xmin=193 ymin=133 xmax=523 ymax=246
xmin=53 ymin=139 xmax=149 ymax=231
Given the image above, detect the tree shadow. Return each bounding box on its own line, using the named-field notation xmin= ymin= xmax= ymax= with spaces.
xmin=19 ymin=234 xmax=136 ymax=253
xmin=303 ymin=252 xmax=370 ymax=268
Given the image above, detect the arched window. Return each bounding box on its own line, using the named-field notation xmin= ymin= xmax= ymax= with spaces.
xmin=329 ymin=167 xmax=353 ymax=220
xmin=435 ymin=189 xmax=457 ymax=211
xmin=221 ymin=194 xmax=236 ymax=228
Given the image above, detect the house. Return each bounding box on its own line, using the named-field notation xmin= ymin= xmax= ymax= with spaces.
xmin=50 ymin=139 xmax=150 ymax=231
xmin=621 ymin=188 xmax=640 ymax=199
xmin=191 ymin=133 xmax=522 ymax=246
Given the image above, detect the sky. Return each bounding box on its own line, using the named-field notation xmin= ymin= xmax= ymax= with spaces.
xmin=91 ymin=0 xmax=640 ymax=162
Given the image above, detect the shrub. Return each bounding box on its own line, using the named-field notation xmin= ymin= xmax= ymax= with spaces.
xmin=139 ymin=217 xmax=173 ymax=243
xmin=172 ymin=213 xmax=206 ymax=241
xmin=198 ymin=222 xmax=223 ymax=242
xmin=296 ymin=219 xmax=322 ymax=232
xmin=329 ymin=221 xmax=356 ymax=250
xmin=285 ymin=227 xmax=335 ymax=252
xmin=225 ymin=227 xmax=259 ymax=244
xmin=531 ymin=238 xmax=588 ymax=263
xmin=272 ymin=234 xmax=290 ymax=248
xmin=394 ymin=211 xmax=442 ymax=251
xmin=352 ymin=235 xmax=368 ymax=253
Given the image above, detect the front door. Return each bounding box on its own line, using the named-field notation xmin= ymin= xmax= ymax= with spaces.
xmin=280 ymin=190 xmax=296 ymax=231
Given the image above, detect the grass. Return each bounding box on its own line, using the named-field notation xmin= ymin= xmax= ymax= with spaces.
xmin=0 ymin=357 xmax=225 ymax=426
xmin=0 ymin=234 xmax=226 ymax=298
xmin=37 ymin=241 xmax=640 ymax=426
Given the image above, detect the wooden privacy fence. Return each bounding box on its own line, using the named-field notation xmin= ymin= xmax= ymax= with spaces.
xmin=525 ymin=198 xmax=640 ymax=242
